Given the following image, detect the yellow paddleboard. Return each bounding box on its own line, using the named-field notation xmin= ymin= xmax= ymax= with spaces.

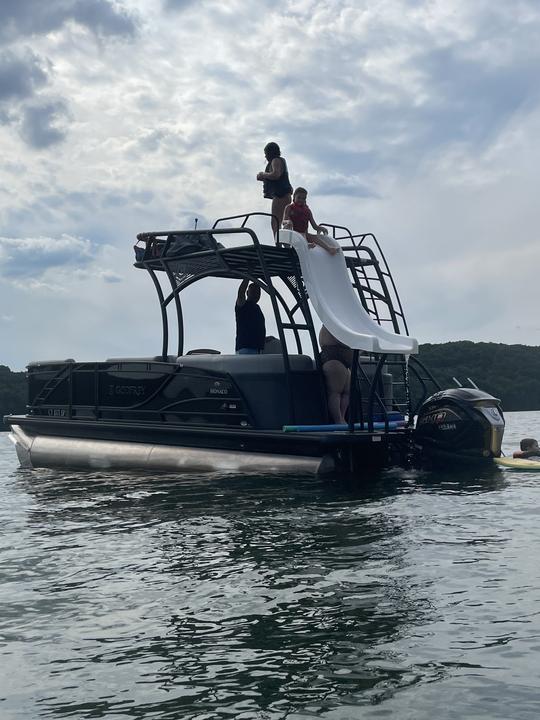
xmin=494 ymin=457 xmax=540 ymax=471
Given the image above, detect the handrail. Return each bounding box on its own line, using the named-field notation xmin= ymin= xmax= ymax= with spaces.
xmin=321 ymin=223 xmax=409 ymax=337
xmin=407 ymin=356 xmax=442 ymax=415
xmin=137 ymin=224 xmax=302 ymax=424
xmin=212 ymin=212 xmax=279 ymax=243
xmin=134 ymin=217 xmax=413 ymax=436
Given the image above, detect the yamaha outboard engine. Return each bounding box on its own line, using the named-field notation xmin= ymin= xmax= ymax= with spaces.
xmin=415 ymin=388 xmax=504 ymax=465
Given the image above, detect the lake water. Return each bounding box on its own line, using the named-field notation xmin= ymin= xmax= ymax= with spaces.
xmin=1 ymin=411 xmax=540 ymax=719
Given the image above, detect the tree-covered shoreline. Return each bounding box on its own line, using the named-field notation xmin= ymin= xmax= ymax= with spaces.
xmin=1 ymin=341 xmax=539 ymax=429
xmin=417 ymin=341 xmax=540 ymax=412
xmin=1 ymin=365 xmax=27 ymax=429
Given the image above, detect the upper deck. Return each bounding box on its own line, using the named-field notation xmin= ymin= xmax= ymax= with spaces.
xmin=133 ymin=212 xmax=410 ymax=338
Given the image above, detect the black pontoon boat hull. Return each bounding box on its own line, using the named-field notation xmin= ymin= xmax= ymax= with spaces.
xmin=9 ymin=424 xmax=322 ymax=474
xmin=7 ymin=416 xmax=409 ymax=475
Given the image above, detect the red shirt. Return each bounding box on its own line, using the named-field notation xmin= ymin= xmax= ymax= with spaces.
xmin=288 ymin=203 xmax=311 ymax=233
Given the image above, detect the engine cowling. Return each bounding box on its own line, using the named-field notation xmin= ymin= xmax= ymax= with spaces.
xmin=415 ymin=388 xmax=505 ymax=464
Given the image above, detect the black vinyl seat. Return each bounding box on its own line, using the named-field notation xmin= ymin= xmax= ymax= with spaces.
xmin=177 ymin=354 xmax=324 ymax=428
xmin=176 ymin=353 xmax=313 ymax=373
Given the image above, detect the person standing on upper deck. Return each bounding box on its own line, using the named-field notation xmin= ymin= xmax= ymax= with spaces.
xmin=235 ymin=280 xmax=266 ymax=355
xmin=256 ymin=142 xmax=293 ymax=237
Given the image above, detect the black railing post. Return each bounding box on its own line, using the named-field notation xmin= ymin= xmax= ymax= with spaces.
xmin=348 ymin=349 xmax=360 ymax=433
xmin=68 ymin=362 xmax=73 ymax=420
xmin=148 ymin=268 xmax=169 ymax=361
xmin=367 ymin=355 xmax=387 ymax=432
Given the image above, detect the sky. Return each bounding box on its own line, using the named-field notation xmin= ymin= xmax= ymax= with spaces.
xmin=1 ymin=0 xmax=540 ymax=370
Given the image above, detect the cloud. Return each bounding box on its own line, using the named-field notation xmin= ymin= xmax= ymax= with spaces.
xmin=0 ymin=50 xmax=49 ymax=103
xmin=0 ymin=1 xmax=138 ymax=147
xmin=313 ymin=176 xmax=378 ymax=199
xmin=19 ymin=99 xmax=70 ymax=148
xmin=2 ymin=0 xmax=540 ymax=370
xmin=0 ymin=0 xmax=137 ymax=42
xmin=0 ymin=234 xmax=95 ymax=279
xmin=99 ymin=269 xmax=123 ymax=283
xmin=163 ymin=0 xmax=197 ymax=11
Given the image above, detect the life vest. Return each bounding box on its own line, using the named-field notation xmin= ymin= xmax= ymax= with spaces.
xmin=263 ymin=157 xmax=293 ymax=199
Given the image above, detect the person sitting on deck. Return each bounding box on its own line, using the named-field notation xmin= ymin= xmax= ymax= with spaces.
xmin=513 ymin=438 xmax=540 ymax=459
xmin=282 ymin=188 xmax=338 ymax=255
xmin=235 ymin=280 xmax=266 ymax=355
xmin=319 ymin=325 xmax=353 ymax=424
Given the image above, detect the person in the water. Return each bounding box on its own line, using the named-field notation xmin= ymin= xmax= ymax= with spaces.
xmin=513 ymin=438 xmax=540 ymax=459
xmin=282 ymin=187 xmax=338 ymax=255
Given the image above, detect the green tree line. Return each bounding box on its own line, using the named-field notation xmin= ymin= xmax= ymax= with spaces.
xmin=1 ymin=342 xmax=539 ymax=429
xmin=417 ymin=342 xmax=540 ymax=411
xmin=0 ymin=365 xmax=27 ymax=429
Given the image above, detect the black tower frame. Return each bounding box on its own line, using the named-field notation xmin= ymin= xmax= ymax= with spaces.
xmin=134 ymin=213 xmax=418 ymax=431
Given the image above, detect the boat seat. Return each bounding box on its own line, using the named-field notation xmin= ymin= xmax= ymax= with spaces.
xmin=176 ymin=353 xmax=323 ymax=428
xmin=106 ymin=356 xmax=179 ymax=363
xmin=176 ymin=353 xmax=314 ymax=373
xmin=185 ymin=348 xmax=221 ymax=355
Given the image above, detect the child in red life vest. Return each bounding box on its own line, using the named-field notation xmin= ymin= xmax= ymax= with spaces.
xmin=282 ymin=187 xmax=339 ymax=255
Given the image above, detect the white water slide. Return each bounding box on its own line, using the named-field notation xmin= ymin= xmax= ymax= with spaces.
xmin=278 ymin=229 xmax=419 ymax=355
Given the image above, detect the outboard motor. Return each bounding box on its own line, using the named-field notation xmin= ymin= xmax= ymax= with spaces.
xmin=415 ymin=388 xmax=504 ymax=465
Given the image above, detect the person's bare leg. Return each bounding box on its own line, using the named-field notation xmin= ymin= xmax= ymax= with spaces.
xmin=323 ymin=360 xmax=349 ymax=424
xmin=307 ymin=233 xmax=338 ymax=255
xmin=326 ymin=391 xmax=342 ymax=424
xmin=340 ymin=371 xmax=351 ymax=422
xmin=271 ymin=195 xmax=291 ymax=237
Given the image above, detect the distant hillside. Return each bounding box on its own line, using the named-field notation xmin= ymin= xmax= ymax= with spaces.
xmin=0 ymin=365 xmax=27 ymax=429
xmin=418 ymin=341 xmax=540 ymax=412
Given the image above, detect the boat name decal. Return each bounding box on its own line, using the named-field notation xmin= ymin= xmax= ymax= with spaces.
xmin=108 ymin=384 xmax=146 ymax=396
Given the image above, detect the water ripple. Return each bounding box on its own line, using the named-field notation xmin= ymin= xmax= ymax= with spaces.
xmin=1 ymin=412 xmax=540 ymax=719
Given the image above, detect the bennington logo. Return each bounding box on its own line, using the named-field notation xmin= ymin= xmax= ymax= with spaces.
xmin=108 ymin=385 xmax=146 ymax=396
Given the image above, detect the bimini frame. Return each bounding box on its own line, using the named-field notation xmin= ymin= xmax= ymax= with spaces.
xmin=134 ymin=212 xmax=428 ymax=432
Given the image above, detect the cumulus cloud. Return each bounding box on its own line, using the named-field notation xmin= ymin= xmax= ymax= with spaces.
xmin=0 ymin=234 xmax=95 ymax=279
xmin=0 ymin=0 xmax=136 ymax=42
xmin=163 ymin=0 xmax=197 ymax=11
xmin=2 ymin=0 xmax=540 ymax=369
xmin=19 ymin=99 xmax=70 ymax=148
xmin=0 ymin=0 xmax=137 ymax=148
xmin=0 ymin=50 xmax=49 ymax=103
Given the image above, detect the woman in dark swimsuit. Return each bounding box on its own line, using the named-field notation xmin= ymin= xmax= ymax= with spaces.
xmin=319 ymin=325 xmax=353 ymax=424
xmin=256 ymin=142 xmax=293 ymax=236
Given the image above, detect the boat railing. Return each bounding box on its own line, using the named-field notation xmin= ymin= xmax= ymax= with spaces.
xmin=134 ymin=215 xmax=415 ymax=436
xmin=321 ymin=223 xmax=409 ymax=337
xmin=407 ymin=356 xmax=442 ymax=415
xmin=318 ymin=224 xmax=415 ymax=435
xmin=135 ymin=218 xmax=320 ymax=425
